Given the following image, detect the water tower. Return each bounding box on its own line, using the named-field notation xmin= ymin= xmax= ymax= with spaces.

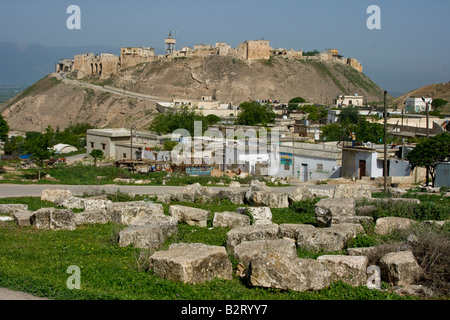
xmin=165 ymin=31 xmax=176 ymax=55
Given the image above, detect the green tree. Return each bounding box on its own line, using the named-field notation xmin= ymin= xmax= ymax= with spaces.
xmin=338 ymin=106 xmax=359 ymax=126
xmin=89 ymin=149 xmax=104 ymax=167
xmin=0 ymin=114 xmax=9 ymax=142
xmin=237 ymin=101 xmax=275 ymax=126
xmin=4 ymin=135 xmax=25 ymax=155
xmin=320 ymin=123 xmax=346 ymax=142
xmin=353 ymin=120 xmax=385 ymax=143
xmin=205 ymin=114 xmax=221 ymax=125
xmin=289 ymin=97 xmax=306 ymax=104
xmin=23 ymin=131 xmax=54 ymax=180
xmin=432 ymin=98 xmax=448 ymax=109
xmin=406 ymin=133 xmax=450 ymax=187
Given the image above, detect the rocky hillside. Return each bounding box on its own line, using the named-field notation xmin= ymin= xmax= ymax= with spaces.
xmin=1 ymin=55 xmax=387 ymax=132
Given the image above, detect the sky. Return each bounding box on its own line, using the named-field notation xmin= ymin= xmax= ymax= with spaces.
xmin=0 ymin=0 xmax=449 ymax=95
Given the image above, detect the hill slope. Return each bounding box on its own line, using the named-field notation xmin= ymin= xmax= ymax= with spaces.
xmin=1 ymin=55 xmax=387 ymax=132
xmin=393 ymin=82 xmax=450 ymax=112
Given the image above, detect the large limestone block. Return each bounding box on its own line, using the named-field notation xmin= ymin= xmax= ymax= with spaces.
xmin=118 ymin=215 xmax=178 ymax=250
xmin=149 ymin=243 xmax=232 ymax=284
xmin=245 ymin=180 xmax=289 ymax=208
xmin=84 ymin=199 xmax=112 ymax=212
xmin=315 ymin=198 xmax=356 ymax=227
xmin=289 ymin=186 xmax=334 ymax=203
xmin=213 ymin=211 xmax=250 ymax=228
xmin=333 ymin=184 xmax=372 ymax=199
xmin=378 ymin=251 xmax=423 ymax=286
xmin=297 ymin=223 xmax=364 ymax=252
xmin=58 ymin=196 xmax=86 ymax=210
xmin=289 ymin=186 xmax=314 ymax=203
xmin=12 ymin=210 xmax=33 ymax=226
xmin=217 ymin=189 xmax=246 ymax=204
xmin=233 ymin=239 xmax=297 ymax=268
xmin=108 ymin=201 xmax=165 ymax=225
xmin=236 ymin=207 xmax=272 ymax=225
xmin=317 ymin=255 xmax=369 ymax=287
xmin=374 ymin=217 xmax=417 ymax=235
xmin=169 ymin=205 xmax=209 ymax=227
xmin=249 ymin=253 xmax=331 ymax=292
xmin=278 ymin=223 xmax=316 ymax=240
xmin=41 ymin=189 xmax=73 ymax=203
xmin=74 ymin=210 xmax=111 ymax=225
xmin=245 ymin=191 xmax=289 ymax=208
xmin=226 ymin=224 xmax=280 ymax=253
xmin=31 ymin=208 xmax=76 ymax=230
xmin=0 ymin=204 xmax=28 ymax=214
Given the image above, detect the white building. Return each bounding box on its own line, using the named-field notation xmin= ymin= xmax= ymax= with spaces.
xmin=405 ymin=97 xmax=432 ymax=113
xmin=333 ymin=95 xmax=364 ymax=107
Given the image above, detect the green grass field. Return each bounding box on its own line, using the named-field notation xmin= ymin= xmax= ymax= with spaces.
xmin=0 ymin=190 xmax=448 ymax=300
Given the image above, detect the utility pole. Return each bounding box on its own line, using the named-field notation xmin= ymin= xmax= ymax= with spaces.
xmin=130 ymin=127 xmax=135 ymax=173
xmin=383 ymin=91 xmax=388 ymax=194
xmin=422 ymin=96 xmax=432 ymax=186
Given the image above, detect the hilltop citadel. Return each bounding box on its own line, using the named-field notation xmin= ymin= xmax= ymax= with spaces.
xmin=56 ymin=33 xmax=363 ymax=79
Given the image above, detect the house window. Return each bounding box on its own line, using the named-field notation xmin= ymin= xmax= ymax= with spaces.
xmin=90 ymin=142 xmax=94 ymax=148
xmin=123 ymin=153 xmax=127 ymax=159
xmin=101 ymin=143 xmax=106 ymax=150
xmin=317 ymin=163 xmax=323 ymax=170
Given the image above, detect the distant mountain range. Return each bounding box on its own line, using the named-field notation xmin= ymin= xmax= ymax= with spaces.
xmin=0 ymin=42 xmax=121 ymax=87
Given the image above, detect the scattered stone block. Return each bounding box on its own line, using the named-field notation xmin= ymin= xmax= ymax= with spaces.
xmin=149 ymin=243 xmax=232 ymax=284
xmin=236 ymin=207 xmax=272 ymax=225
xmin=169 ymin=205 xmax=209 ymax=227
xmin=374 ymin=217 xmax=417 ymax=235
xmin=213 ymin=211 xmax=250 ymax=228
xmin=31 ymin=208 xmax=76 ymax=230
xmin=333 ymin=184 xmax=372 ymax=199
xmin=315 ymin=198 xmax=355 ymax=227
xmin=245 ymin=180 xmax=289 ymax=208
xmin=278 ymin=223 xmax=315 ymax=240
xmin=317 ymin=255 xmax=369 ymax=287
xmin=0 ymin=204 xmax=28 ymax=215
xmin=217 ymin=189 xmax=246 ymax=204
xmin=249 ymin=253 xmax=331 ymax=292
xmin=12 ymin=210 xmax=33 ymax=226
xmin=119 ymin=215 xmax=178 ymax=250
xmin=41 ymin=189 xmax=73 ymax=203
xmin=378 ymin=251 xmax=423 ymax=286
xmin=108 ymin=201 xmax=164 ymax=225
xmin=233 ymin=239 xmax=297 ymax=268
xmin=226 ymin=224 xmax=279 ymax=253
xmin=297 ymin=223 xmax=364 ymax=252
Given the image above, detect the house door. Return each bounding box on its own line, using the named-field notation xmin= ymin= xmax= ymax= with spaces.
xmin=359 ymin=160 xmax=366 ymax=179
xmin=302 ymin=164 xmax=308 ymax=182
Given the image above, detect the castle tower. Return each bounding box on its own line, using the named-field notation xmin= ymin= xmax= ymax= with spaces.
xmin=165 ymin=31 xmax=176 ymax=55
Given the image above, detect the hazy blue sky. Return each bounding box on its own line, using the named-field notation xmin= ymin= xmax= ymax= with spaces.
xmin=1 ymin=0 xmax=449 ymax=95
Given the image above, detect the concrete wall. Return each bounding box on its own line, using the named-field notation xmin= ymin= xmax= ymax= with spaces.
xmin=435 ymin=162 xmax=450 ymax=188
